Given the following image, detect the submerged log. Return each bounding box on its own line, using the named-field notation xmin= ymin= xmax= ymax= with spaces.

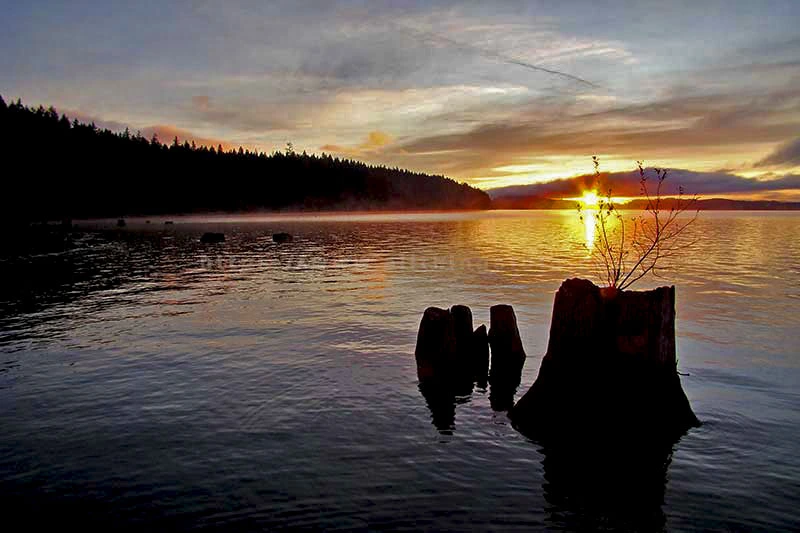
xmin=273 ymin=232 xmax=293 ymax=243
xmin=509 ymin=278 xmax=700 ymax=440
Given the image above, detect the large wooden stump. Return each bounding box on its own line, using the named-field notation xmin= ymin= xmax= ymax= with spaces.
xmin=509 ymin=278 xmax=699 ymax=440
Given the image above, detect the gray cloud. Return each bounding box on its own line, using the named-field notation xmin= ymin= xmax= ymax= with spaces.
xmin=396 ymin=86 xmax=800 ymax=179
xmin=757 ymin=137 xmax=800 ymax=168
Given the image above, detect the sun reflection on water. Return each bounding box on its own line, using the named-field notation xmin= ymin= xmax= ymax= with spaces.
xmin=583 ymin=209 xmax=596 ymax=249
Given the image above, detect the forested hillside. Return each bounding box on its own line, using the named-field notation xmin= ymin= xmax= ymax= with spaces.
xmin=0 ymin=96 xmax=491 ymax=221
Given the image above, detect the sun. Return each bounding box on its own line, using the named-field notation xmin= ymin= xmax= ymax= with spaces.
xmin=581 ymin=190 xmax=599 ymax=207
xmin=566 ymin=190 xmax=631 ymax=208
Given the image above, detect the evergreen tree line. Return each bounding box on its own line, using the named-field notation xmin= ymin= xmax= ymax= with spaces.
xmin=0 ymin=96 xmax=491 ymax=221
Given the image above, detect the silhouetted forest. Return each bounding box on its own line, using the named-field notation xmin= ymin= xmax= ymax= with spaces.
xmin=0 ymin=96 xmax=490 ymax=221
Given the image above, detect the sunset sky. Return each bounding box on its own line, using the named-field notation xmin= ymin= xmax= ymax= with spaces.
xmin=2 ymin=1 xmax=799 ymax=198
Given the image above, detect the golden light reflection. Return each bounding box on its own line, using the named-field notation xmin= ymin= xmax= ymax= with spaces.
xmin=583 ymin=209 xmax=596 ymax=249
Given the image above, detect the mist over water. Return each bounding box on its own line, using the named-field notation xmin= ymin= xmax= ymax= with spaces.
xmin=1 ymin=211 xmax=798 ymax=531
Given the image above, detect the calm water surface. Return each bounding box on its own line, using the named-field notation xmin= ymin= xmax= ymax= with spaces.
xmin=1 ymin=211 xmax=799 ymax=531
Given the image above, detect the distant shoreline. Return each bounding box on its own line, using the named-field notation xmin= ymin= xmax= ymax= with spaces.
xmin=490 ymin=197 xmax=800 ymax=211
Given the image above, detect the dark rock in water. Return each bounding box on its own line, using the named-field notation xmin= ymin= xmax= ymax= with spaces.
xmin=164 ymin=221 xmax=174 ymax=225
xmin=273 ymin=232 xmax=293 ymax=243
xmin=200 ymin=232 xmax=225 ymax=243
xmin=488 ymin=304 xmax=526 ymax=410
xmin=145 ymin=220 xmax=151 ymax=224
xmin=509 ymin=278 xmax=700 ymax=441
xmin=415 ymin=307 xmax=456 ymax=381
xmin=117 ymin=218 xmax=126 ymax=227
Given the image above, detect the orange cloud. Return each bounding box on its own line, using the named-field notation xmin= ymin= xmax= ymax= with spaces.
xmin=321 ymin=130 xmax=393 ymax=155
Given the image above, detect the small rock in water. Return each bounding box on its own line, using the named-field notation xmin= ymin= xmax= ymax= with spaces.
xmin=273 ymin=232 xmax=293 ymax=243
xmin=200 ymin=232 xmax=225 ymax=243
xmin=117 ymin=218 xmax=126 ymax=227
xmin=164 ymin=221 xmax=174 ymax=225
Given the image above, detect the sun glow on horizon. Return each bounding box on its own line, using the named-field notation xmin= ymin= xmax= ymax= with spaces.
xmin=568 ymin=190 xmax=633 ymax=208
xmin=580 ymin=191 xmax=599 ymax=207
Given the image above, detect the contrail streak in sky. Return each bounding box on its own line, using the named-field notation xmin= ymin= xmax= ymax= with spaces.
xmin=395 ymin=23 xmax=601 ymax=89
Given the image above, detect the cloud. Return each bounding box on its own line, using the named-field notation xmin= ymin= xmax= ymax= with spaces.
xmin=321 ymin=130 xmax=394 ymax=155
xmin=184 ymin=96 xmax=292 ymax=132
xmin=756 ymin=137 xmax=800 ymax=168
xmin=391 ymin=22 xmax=601 ymax=88
xmin=191 ymin=95 xmax=211 ymax=111
xmin=5 ymin=0 xmax=800 ymax=194
xmin=394 ymin=86 xmax=800 ymax=181
xmin=488 ymin=168 xmax=800 ymax=199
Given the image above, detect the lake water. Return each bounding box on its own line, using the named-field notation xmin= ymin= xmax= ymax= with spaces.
xmin=1 ymin=210 xmax=798 ymax=531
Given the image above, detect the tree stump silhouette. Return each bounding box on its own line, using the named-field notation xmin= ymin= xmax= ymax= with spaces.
xmin=488 ymin=304 xmax=526 ymax=410
xmin=509 ymin=278 xmax=699 ymax=440
xmin=472 ymin=325 xmax=489 ymax=388
xmin=415 ymin=305 xmax=492 ymax=431
xmin=414 ymin=307 xmax=456 ymax=381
